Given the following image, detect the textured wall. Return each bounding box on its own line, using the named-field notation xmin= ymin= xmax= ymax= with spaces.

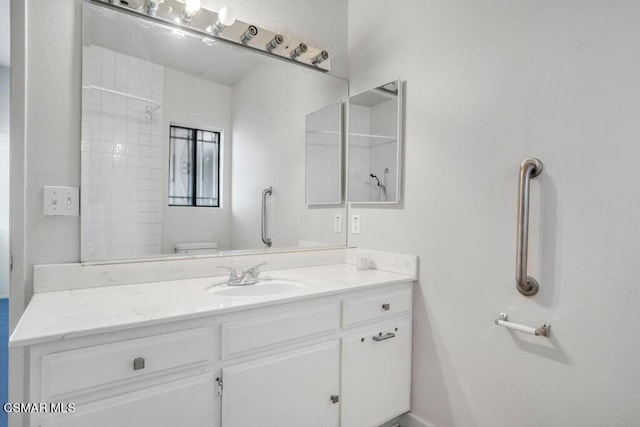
xmin=348 ymin=1 xmax=640 ymax=426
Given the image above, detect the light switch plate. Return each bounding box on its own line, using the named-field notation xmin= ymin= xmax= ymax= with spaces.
xmin=43 ymin=186 xmax=80 ymax=216
xmin=334 ymin=215 xmax=343 ymax=233
xmin=351 ymin=215 xmax=361 ymax=234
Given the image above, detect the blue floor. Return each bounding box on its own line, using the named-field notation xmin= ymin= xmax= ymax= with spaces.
xmin=0 ymin=298 xmax=7 ymax=427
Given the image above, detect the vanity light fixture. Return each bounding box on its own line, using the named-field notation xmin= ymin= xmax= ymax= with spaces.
xmin=209 ymin=6 xmax=236 ymax=36
xmin=311 ymin=50 xmax=329 ymax=66
xmin=90 ymin=0 xmax=332 ymax=71
xmin=265 ymin=34 xmax=284 ymax=52
xmin=179 ymin=0 xmax=201 ymax=23
xmin=290 ymin=43 xmax=308 ymax=59
xmin=143 ymin=0 xmax=162 ymax=16
xmin=240 ymin=25 xmax=258 ymax=44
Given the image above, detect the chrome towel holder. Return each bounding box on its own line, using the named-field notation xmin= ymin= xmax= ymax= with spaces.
xmin=495 ymin=313 xmax=550 ymax=337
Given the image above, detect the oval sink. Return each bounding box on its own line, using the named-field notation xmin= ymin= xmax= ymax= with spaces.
xmin=207 ymin=279 xmax=306 ymax=297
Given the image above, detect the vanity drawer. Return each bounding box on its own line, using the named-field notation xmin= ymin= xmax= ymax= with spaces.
xmin=41 ymin=327 xmax=215 ymax=398
xmin=342 ymin=286 xmax=412 ymax=328
xmin=221 ymin=303 xmax=340 ymax=359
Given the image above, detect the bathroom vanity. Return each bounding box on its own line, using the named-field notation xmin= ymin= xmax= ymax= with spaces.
xmin=11 ymin=249 xmax=417 ymax=427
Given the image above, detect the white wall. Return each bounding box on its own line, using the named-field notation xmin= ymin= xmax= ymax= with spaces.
xmin=230 ymin=61 xmax=347 ymax=250
xmin=162 ymin=68 xmax=232 ymax=253
xmin=0 ymin=66 xmax=9 ymax=297
xmin=348 ymin=1 xmax=640 ymax=426
xmin=19 ymin=0 xmax=81 ymax=304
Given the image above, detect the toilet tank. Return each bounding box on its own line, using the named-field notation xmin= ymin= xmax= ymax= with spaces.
xmin=175 ymin=242 xmax=219 ymax=255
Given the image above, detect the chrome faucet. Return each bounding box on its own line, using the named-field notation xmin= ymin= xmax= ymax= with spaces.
xmin=220 ymin=263 xmax=266 ymax=286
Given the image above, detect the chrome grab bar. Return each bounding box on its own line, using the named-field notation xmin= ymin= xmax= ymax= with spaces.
xmin=261 ymin=186 xmax=273 ymax=248
xmin=495 ymin=313 xmax=550 ymax=337
xmin=516 ymin=158 xmax=543 ymax=296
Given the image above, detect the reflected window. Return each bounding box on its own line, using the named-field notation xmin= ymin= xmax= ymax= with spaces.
xmin=169 ymin=125 xmax=220 ymax=207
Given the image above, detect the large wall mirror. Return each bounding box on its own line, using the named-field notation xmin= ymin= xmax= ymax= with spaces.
xmin=305 ymin=101 xmax=343 ymax=205
xmin=81 ymin=4 xmax=348 ymax=262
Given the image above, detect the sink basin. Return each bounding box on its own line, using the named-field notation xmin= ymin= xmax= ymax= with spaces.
xmin=207 ymin=279 xmax=306 ymax=297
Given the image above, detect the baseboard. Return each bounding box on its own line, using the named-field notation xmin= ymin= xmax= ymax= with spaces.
xmin=399 ymin=412 xmax=434 ymax=427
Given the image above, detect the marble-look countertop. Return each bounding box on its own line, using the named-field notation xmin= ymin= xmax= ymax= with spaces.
xmin=10 ymin=264 xmax=416 ymax=347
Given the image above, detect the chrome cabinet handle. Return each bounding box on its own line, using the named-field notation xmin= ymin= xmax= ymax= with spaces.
xmin=133 ymin=357 xmax=145 ymax=371
xmin=372 ymin=332 xmax=396 ymax=342
xmin=516 ymin=158 xmax=543 ymax=296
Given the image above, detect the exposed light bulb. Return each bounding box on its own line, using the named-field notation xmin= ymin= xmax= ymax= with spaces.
xmin=180 ymin=0 xmax=201 ymax=23
xmin=211 ymin=6 xmax=236 ymax=35
xmin=218 ymin=7 xmax=236 ymax=26
xmin=184 ymin=0 xmax=201 ymax=13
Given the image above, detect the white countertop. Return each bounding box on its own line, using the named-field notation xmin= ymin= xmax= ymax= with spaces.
xmin=10 ymin=264 xmax=416 ymax=347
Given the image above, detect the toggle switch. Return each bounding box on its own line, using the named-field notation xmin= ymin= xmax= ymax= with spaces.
xmin=43 ymin=186 xmax=80 ymax=216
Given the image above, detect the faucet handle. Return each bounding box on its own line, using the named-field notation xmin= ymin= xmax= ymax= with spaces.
xmin=247 ymin=262 xmax=267 ymax=276
xmin=219 ymin=266 xmax=238 ymax=279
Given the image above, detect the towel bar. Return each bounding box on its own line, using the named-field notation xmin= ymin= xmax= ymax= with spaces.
xmin=495 ymin=313 xmax=550 ymax=337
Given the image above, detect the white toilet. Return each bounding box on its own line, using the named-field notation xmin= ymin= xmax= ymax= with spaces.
xmin=175 ymin=242 xmax=219 ymax=255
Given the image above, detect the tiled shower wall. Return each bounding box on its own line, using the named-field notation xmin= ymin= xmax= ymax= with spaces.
xmin=81 ymin=45 xmax=164 ymax=260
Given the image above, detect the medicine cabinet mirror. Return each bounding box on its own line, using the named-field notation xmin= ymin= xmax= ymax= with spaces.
xmin=305 ymin=101 xmax=343 ymax=205
xmin=347 ymin=80 xmax=403 ymax=204
xmin=80 ymin=3 xmax=348 ymax=262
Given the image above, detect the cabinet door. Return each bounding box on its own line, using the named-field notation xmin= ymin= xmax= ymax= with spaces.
xmin=41 ymin=374 xmax=217 ymax=427
xmin=222 ymin=340 xmax=340 ymax=427
xmin=341 ymin=318 xmax=412 ymax=426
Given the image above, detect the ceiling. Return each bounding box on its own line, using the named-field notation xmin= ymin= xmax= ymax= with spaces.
xmin=85 ymin=5 xmax=264 ymax=87
xmin=0 ymin=0 xmax=9 ymax=67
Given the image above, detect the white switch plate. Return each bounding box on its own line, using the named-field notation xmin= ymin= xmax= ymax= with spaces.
xmin=351 ymin=215 xmax=361 ymax=234
xmin=43 ymin=186 xmax=80 ymax=216
xmin=334 ymin=215 xmax=343 ymax=233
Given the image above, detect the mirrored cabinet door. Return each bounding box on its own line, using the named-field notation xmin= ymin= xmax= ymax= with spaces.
xmin=347 ymin=79 xmax=403 ymax=204
xmin=305 ymin=101 xmax=343 ymax=205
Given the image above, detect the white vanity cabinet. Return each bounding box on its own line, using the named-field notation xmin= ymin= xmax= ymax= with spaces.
xmin=25 ymin=282 xmax=413 ymax=427
xmin=40 ymin=374 xmax=217 ymax=427
xmin=34 ymin=327 xmax=219 ymax=427
xmin=221 ymin=341 xmax=341 ymax=427
xmin=341 ymin=288 xmax=413 ymax=426
xmin=341 ymin=319 xmax=412 ymax=426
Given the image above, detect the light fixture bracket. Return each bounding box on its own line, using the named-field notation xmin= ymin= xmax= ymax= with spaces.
xmin=87 ymin=0 xmax=331 ymax=72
